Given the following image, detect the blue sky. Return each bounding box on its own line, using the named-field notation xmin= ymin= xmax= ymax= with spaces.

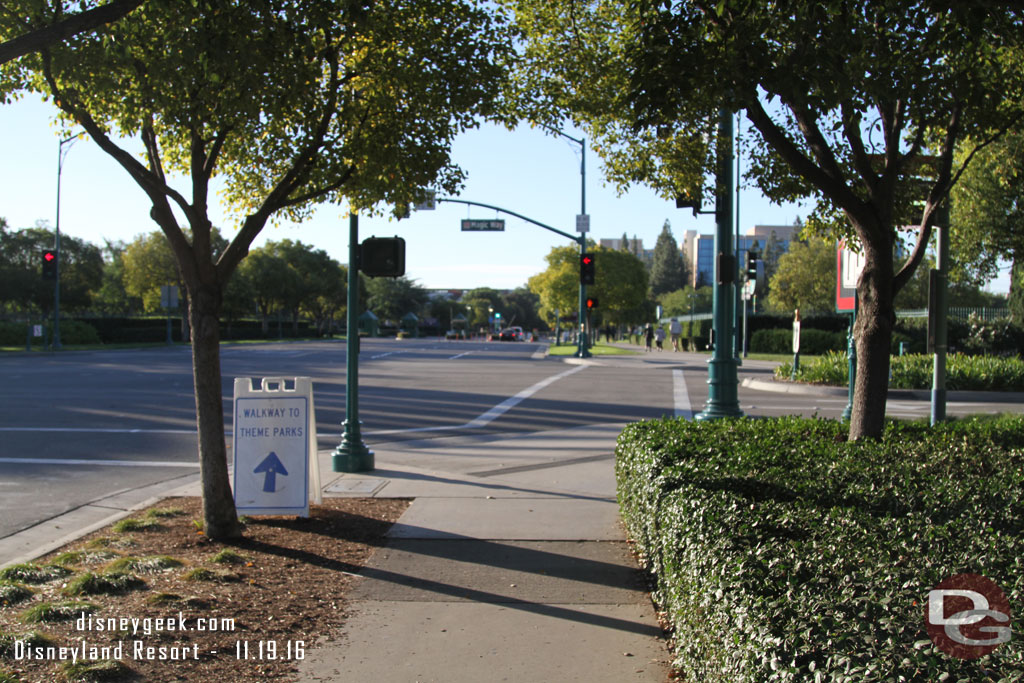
xmin=1 ymin=92 xmax=1009 ymax=293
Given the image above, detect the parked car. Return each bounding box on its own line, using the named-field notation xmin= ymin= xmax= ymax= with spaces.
xmin=499 ymin=326 xmax=524 ymax=341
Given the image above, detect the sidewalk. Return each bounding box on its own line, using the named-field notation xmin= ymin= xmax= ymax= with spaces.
xmin=298 ymin=425 xmax=672 ymax=682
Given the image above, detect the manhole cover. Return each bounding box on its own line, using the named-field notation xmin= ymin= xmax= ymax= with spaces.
xmin=325 ymin=478 xmax=388 ymax=496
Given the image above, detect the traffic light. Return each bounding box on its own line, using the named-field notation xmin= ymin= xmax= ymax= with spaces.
xmin=580 ymin=253 xmax=595 ymax=285
xmin=585 ymin=296 xmax=598 ymax=310
xmin=745 ymin=250 xmax=759 ymax=281
xmin=360 ymin=236 xmax=405 ymax=277
xmin=42 ymin=250 xmax=58 ymax=280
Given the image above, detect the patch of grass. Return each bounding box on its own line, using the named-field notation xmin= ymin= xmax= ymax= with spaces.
xmin=546 ymin=341 xmax=637 ymax=356
xmin=0 ymin=630 xmax=56 ymax=657
xmin=85 ymin=537 xmax=135 ymax=551
xmin=210 ymin=549 xmax=247 ymax=565
xmin=20 ymin=601 xmax=97 ymax=624
xmin=61 ymin=659 xmax=133 ymax=682
xmin=62 ymin=572 xmax=146 ymax=597
xmin=144 ymin=507 xmax=184 ymax=519
xmin=182 ymin=567 xmax=239 ymax=583
xmin=104 ymin=556 xmax=183 ymax=574
xmin=0 ymin=670 xmax=23 ymax=683
xmin=111 ymin=518 xmax=161 ymax=533
xmin=0 ymin=581 xmax=33 ymax=606
xmin=52 ymin=550 xmax=121 ymax=567
xmin=0 ymin=563 xmax=71 ymax=584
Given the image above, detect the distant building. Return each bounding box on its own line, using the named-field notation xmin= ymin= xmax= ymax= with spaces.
xmin=686 ymin=224 xmax=799 ymax=287
xmin=598 ymin=237 xmax=655 ymax=266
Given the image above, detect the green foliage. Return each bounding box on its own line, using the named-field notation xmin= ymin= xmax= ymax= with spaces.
xmin=20 ymin=601 xmax=97 ymax=624
xmin=0 ymin=223 xmax=104 ymax=315
xmin=210 ymin=549 xmax=247 ymax=565
xmin=0 ymin=582 xmax=32 ymax=607
xmin=616 ymin=416 xmax=1024 ymax=682
xmin=750 ymin=328 xmax=844 ymax=355
xmin=61 ymin=659 xmax=132 ymax=682
xmin=649 ymin=220 xmax=687 ymax=296
xmin=778 ymin=352 xmax=1024 ymax=391
xmin=765 ymin=237 xmax=835 ymax=315
xmin=62 ymin=571 xmax=146 ymax=596
xmin=0 ymin=630 xmax=54 ymax=658
xmin=0 ymin=563 xmax=71 ymax=585
xmin=365 ymin=276 xmax=429 ymax=323
xmin=111 ymin=517 xmax=161 ymax=533
xmin=104 ymin=555 xmax=183 ymax=574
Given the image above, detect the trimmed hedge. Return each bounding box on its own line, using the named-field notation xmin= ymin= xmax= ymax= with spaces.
xmin=750 ymin=328 xmax=846 ymax=355
xmin=777 ymin=351 xmax=1024 ymax=391
xmin=615 ymin=416 xmax=1024 ymax=682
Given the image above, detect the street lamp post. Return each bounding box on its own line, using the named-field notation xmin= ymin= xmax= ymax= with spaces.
xmin=53 ymin=132 xmax=79 ymax=350
xmin=696 ymin=109 xmax=744 ymax=421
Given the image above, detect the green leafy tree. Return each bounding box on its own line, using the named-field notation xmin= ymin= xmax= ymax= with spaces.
xmin=0 ymin=222 xmax=102 ymax=315
xmin=527 ymin=245 xmax=581 ymax=326
xmin=26 ymin=0 xmax=513 ymax=538
xmin=92 ymin=239 xmax=141 ymax=315
xmin=505 ymin=0 xmax=1024 ymax=438
xmin=0 ymin=0 xmax=143 ymax=66
xmin=365 ymin=276 xmax=428 ymax=323
xmin=501 ymin=287 xmax=544 ymax=331
xmin=765 ymin=237 xmax=837 ymax=315
xmin=649 ymin=219 xmax=687 ymax=296
xmin=239 ymin=245 xmax=292 ymax=335
xmin=121 ymin=231 xmax=179 ymax=313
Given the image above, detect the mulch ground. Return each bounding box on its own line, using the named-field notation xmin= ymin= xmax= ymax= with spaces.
xmin=0 ymin=496 xmax=409 ymax=683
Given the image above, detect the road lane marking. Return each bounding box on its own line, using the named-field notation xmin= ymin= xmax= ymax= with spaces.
xmin=0 ymin=457 xmax=198 ymax=468
xmin=673 ymin=369 xmax=693 ymax=419
xmin=367 ymin=365 xmax=587 ymax=436
xmin=448 ymin=351 xmax=472 ymax=360
xmin=369 ymin=351 xmax=409 ymax=360
xmin=0 ymin=427 xmax=196 ymax=434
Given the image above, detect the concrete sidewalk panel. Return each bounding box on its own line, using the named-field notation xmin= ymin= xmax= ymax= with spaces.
xmin=386 ymin=498 xmax=624 ymax=540
xmin=351 ymin=540 xmax=649 ymax=604
xmin=298 ymin=601 xmax=671 ymax=683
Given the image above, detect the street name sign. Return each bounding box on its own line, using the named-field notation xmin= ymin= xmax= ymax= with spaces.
xmin=232 ymin=377 xmax=322 ymax=516
xmin=461 ymin=219 xmax=505 ymax=231
xmin=576 ymin=214 xmax=590 ymax=233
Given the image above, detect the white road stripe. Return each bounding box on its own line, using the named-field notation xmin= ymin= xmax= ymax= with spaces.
xmin=673 ymin=369 xmax=694 ymax=419
xmin=0 ymin=457 xmax=198 ymax=468
xmin=0 ymin=427 xmax=196 ymax=434
xmin=448 ymin=351 xmax=472 ymax=360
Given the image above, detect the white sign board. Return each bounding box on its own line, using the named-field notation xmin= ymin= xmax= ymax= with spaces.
xmin=792 ymin=320 xmax=801 ymax=354
xmin=233 ymin=377 xmax=322 ymax=516
xmin=32 ymin=325 xmax=43 ymax=338
xmin=576 ymin=214 xmax=590 ymax=233
xmin=160 ymin=285 xmax=179 ymax=310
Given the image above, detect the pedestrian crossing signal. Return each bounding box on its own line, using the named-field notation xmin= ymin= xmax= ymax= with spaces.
xmin=360 ymin=237 xmax=405 ymax=278
xmin=586 ymin=297 xmax=598 ymax=309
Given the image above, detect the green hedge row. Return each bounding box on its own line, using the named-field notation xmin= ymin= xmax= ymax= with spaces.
xmin=750 ymin=328 xmax=847 ymax=355
xmin=777 ymin=351 xmax=1024 ymax=391
xmin=615 ymin=416 xmax=1024 ymax=682
xmin=0 ymin=320 xmax=101 ymax=346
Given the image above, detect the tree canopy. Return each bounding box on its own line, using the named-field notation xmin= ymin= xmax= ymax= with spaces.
xmin=649 ymin=220 xmax=688 ymax=296
xmin=505 ymin=0 xmax=1024 ymax=438
xmin=21 ymin=0 xmax=515 ymax=538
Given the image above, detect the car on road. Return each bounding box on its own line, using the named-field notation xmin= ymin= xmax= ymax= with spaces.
xmin=499 ymin=326 xmax=524 ymax=341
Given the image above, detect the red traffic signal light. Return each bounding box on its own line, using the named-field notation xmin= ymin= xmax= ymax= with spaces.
xmin=585 ymin=296 xmax=598 ymax=309
xmin=42 ymin=250 xmax=58 ymax=280
xmin=580 ymin=253 xmax=595 ymax=285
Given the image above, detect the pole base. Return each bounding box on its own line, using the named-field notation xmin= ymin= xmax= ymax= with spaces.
xmin=695 ymin=403 xmax=744 ymax=421
xmin=575 ymin=331 xmax=592 ymax=358
xmin=333 ymin=442 xmax=374 ymax=472
xmin=333 ymin=420 xmax=374 ymax=472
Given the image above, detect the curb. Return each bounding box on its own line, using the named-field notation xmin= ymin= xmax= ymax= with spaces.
xmin=742 ymin=377 xmax=1024 ymax=403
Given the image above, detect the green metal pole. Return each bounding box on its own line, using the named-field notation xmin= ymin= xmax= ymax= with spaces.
xmin=931 ymin=200 xmax=949 ymax=426
xmin=842 ymin=304 xmax=856 ymax=420
xmin=334 ymin=211 xmax=374 ymax=472
xmin=697 ymin=109 xmax=743 ymax=420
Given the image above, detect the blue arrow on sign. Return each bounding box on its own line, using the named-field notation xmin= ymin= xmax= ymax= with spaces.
xmin=253 ymin=452 xmax=289 ymax=493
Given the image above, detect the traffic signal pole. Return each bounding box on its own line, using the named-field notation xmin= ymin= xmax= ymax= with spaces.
xmin=696 ymin=109 xmax=744 ymax=421
xmin=435 ymin=198 xmax=591 ymax=358
xmin=333 ymin=211 xmax=374 ymax=473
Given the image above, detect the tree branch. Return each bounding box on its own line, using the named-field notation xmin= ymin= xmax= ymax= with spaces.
xmin=0 ymin=0 xmax=143 ymax=65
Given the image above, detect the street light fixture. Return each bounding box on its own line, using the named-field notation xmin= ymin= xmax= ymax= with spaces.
xmin=53 ymin=131 xmax=81 ymax=350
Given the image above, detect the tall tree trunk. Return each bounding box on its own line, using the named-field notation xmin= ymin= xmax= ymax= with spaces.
xmin=188 ymin=281 xmax=242 ymax=540
xmin=849 ymin=242 xmax=896 ymax=440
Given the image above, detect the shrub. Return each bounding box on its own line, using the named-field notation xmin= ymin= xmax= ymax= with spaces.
xmin=20 ymin=601 xmax=97 ymax=624
xmin=0 ymin=563 xmax=71 ymax=585
xmin=776 ymin=352 xmax=1024 ymax=391
xmin=62 ymin=571 xmax=146 ymax=596
xmin=615 ymin=416 xmax=1024 ymax=682
xmin=0 ymin=582 xmax=33 ymax=606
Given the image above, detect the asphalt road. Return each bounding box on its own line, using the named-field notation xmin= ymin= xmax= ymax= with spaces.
xmin=1 ymin=339 xmax=1020 ymax=542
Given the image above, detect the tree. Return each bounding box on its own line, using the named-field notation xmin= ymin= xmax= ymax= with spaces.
xmin=121 ymin=231 xmax=179 ymax=313
xmin=528 ymin=243 xmax=648 ymax=326
xmin=92 ymin=239 xmax=141 ymax=315
xmin=649 ymin=219 xmax=687 ymax=296
xmin=505 ymin=0 xmax=1024 ymax=439
xmin=0 ymin=0 xmax=143 ymax=66
xmin=950 ymin=129 xmax=1024 ymax=323
xmin=365 ymin=276 xmax=428 ymax=324
xmin=28 ymin=0 xmax=513 ymax=538
xmin=0 ymin=221 xmax=102 ymax=315
xmin=765 ymin=237 xmax=837 ymax=315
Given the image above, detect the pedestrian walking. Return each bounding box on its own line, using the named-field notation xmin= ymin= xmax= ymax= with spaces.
xmin=644 ymin=323 xmax=654 ymax=352
xmin=669 ymin=318 xmax=682 ymax=352
xmin=654 ymin=325 xmax=665 ymax=351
